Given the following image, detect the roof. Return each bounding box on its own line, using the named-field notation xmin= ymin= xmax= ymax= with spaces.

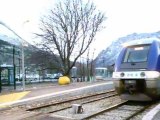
xmin=122 ymin=38 xmax=160 ymax=47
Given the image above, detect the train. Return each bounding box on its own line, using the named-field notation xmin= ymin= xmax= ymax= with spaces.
xmin=95 ymin=67 xmax=113 ymax=80
xmin=95 ymin=67 xmax=107 ymax=80
xmin=112 ymin=38 xmax=160 ymax=101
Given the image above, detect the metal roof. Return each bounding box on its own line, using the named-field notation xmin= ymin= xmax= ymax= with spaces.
xmin=122 ymin=37 xmax=160 ymax=47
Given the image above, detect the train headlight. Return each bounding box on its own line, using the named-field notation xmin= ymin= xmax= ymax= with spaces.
xmin=140 ymin=72 xmax=145 ymax=77
xmin=120 ymin=72 xmax=125 ymax=77
xmin=145 ymin=71 xmax=160 ymax=78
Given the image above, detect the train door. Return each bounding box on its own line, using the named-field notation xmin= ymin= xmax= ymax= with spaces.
xmin=0 ymin=66 xmax=15 ymax=92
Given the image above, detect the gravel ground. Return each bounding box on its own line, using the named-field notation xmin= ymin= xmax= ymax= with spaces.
xmin=30 ymin=91 xmax=116 ymax=114
xmin=49 ymin=98 xmax=160 ymax=120
xmin=91 ymin=105 xmax=143 ymax=120
xmin=50 ymin=96 xmax=123 ymax=119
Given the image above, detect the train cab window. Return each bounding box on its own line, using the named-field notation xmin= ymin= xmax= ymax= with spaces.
xmin=123 ymin=45 xmax=150 ymax=63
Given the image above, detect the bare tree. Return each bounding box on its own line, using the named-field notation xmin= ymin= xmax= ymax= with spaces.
xmin=37 ymin=0 xmax=106 ymax=76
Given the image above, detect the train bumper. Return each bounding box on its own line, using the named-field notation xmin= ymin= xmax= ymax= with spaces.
xmin=113 ymin=78 xmax=160 ymax=101
xmin=120 ymin=93 xmax=152 ymax=101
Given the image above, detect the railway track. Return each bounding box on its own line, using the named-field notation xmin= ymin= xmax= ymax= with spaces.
xmin=85 ymin=101 xmax=153 ymax=120
xmin=48 ymin=101 xmax=154 ymax=120
xmin=7 ymin=89 xmax=156 ymax=120
xmin=24 ymin=90 xmax=118 ymax=119
xmin=27 ymin=90 xmax=117 ymax=113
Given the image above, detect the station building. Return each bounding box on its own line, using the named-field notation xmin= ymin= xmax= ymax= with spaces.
xmin=0 ymin=32 xmax=22 ymax=92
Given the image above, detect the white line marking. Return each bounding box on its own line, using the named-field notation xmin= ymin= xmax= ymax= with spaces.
xmin=142 ymin=104 xmax=160 ymax=120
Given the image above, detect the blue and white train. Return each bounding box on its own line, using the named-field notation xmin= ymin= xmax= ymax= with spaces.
xmin=112 ymin=38 xmax=160 ymax=101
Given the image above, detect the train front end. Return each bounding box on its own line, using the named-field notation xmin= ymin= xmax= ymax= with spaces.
xmin=112 ymin=40 xmax=160 ymax=101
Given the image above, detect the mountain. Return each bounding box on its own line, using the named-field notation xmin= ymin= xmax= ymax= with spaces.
xmin=95 ymin=31 xmax=160 ymax=67
xmin=0 ymin=34 xmax=21 ymax=46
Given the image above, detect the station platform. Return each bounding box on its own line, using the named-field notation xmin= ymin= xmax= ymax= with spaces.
xmin=0 ymin=80 xmax=114 ymax=108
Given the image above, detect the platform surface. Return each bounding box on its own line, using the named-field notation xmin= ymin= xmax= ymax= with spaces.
xmin=0 ymin=80 xmax=113 ymax=108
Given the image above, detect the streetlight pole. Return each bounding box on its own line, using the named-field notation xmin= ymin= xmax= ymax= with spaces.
xmin=21 ymin=45 xmax=25 ymax=91
xmin=0 ymin=21 xmax=25 ymax=91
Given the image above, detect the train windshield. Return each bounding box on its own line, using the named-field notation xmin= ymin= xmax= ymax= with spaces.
xmin=123 ymin=45 xmax=150 ymax=63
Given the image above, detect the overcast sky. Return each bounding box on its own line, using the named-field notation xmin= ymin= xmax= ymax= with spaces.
xmin=0 ymin=0 xmax=160 ymax=57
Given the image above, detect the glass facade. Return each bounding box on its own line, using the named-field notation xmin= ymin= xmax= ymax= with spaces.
xmin=0 ymin=37 xmax=21 ymax=90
